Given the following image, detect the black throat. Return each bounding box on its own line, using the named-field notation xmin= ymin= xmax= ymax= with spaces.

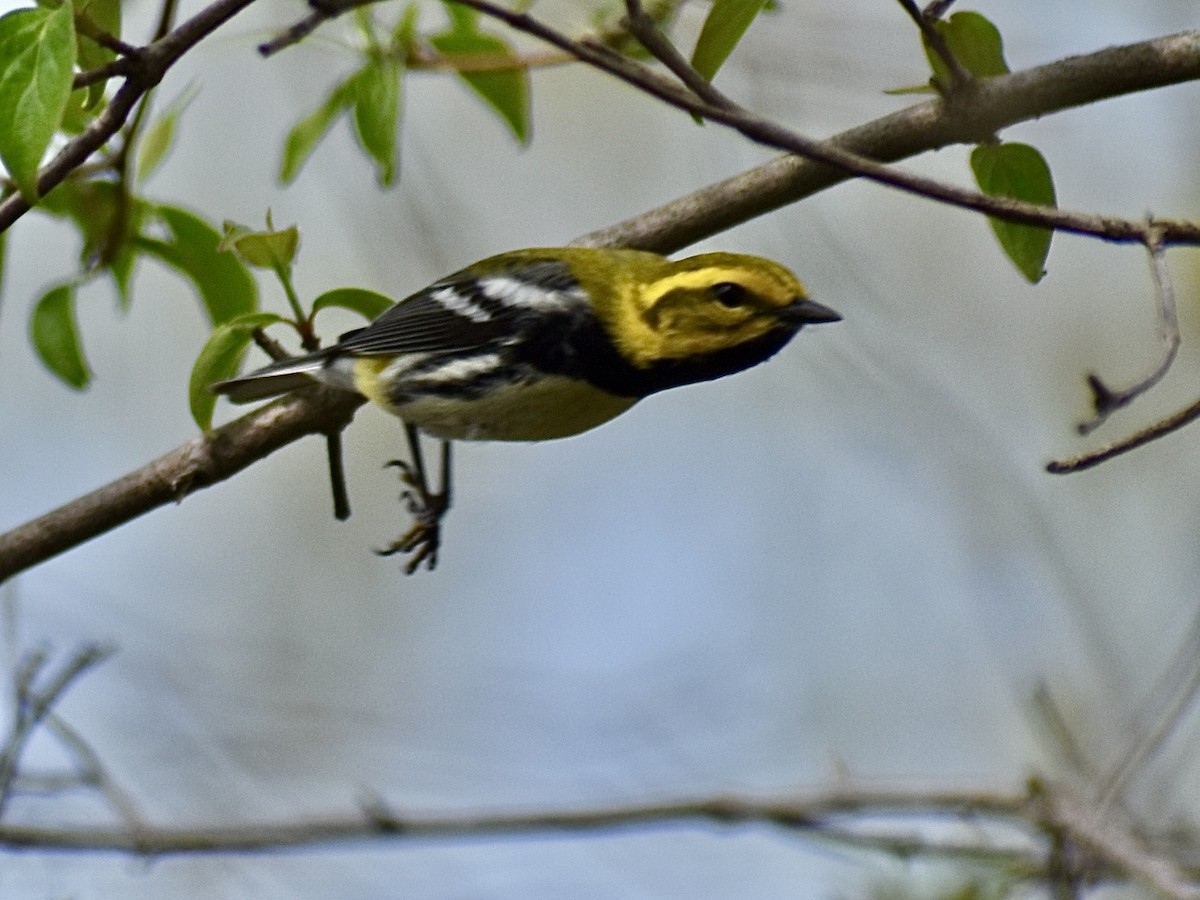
xmin=518 ymin=312 xmax=799 ymax=399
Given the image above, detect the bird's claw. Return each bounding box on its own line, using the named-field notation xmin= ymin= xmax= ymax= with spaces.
xmin=378 ymin=458 xmax=449 ymax=574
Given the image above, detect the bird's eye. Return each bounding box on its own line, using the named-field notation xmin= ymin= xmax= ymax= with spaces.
xmin=712 ymin=282 xmax=749 ymax=308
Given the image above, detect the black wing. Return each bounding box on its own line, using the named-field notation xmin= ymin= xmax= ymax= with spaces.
xmin=332 ymin=259 xmax=581 ymax=357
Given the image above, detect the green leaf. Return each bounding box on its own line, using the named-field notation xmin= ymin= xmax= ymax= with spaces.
xmin=137 ymin=87 xmax=195 ymax=183
xmin=312 ymin=287 xmax=393 ymax=322
xmin=219 ymin=219 xmax=300 ymax=270
xmin=690 ymin=0 xmax=769 ymax=82
xmin=75 ymin=0 xmax=120 ymax=108
xmin=135 ymin=205 xmax=258 ymax=325
xmin=924 ymin=11 xmax=1008 ymax=87
xmin=40 ymin=179 xmax=141 ymax=294
xmin=279 ymin=75 xmax=358 ymax=184
xmin=431 ymin=4 xmax=529 ymax=144
xmin=970 ymin=142 xmax=1056 ymax=283
xmin=31 ymin=282 xmax=90 ymax=389
xmin=190 ymin=311 xmax=288 ymax=430
xmin=58 ymin=87 xmax=99 ymax=135
xmin=391 ymin=3 xmax=419 ymax=51
xmin=0 ymin=4 xmax=77 ymax=200
xmin=351 ymin=58 xmax=402 ymax=186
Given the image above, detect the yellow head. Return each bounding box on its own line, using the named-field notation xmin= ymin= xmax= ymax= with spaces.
xmin=592 ymin=251 xmax=838 ymax=376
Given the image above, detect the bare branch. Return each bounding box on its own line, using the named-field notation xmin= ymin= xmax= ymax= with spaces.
xmin=618 ymin=0 xmax=734 ymax=108
xmin=257 ymin=8 xmax=333 ymax=56
xmin=0 ymin=781 xmax=1192 ymax=897
xmin=1096 ymin=604 xmax=1200 ymax=817
xmin=1075 ymin=227 xmax=1180 ymax=435
xmin=0 ymin=389 xmax=363 ymax=585
xmin=73 ymin=17 xmax=141 ymax=57
xmin=923 ymin=0 xmax=958 ymax=18
xmin=0 ymin=644 xmax=114 ymax=820
xmin=1046 ymin=396 xmax=1200 ymax=473
xmin=1029 ymin=786 xmax=1200 ymax=899
xmin=442 ymin=0 xmax=1200 ymax=250
xmin=258 ymin=0 xmax=376 ymax=56
xmin=0 ymin=786 xmax=1026 ymax=854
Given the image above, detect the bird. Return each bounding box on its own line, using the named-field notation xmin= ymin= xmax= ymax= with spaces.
xmin=212 ymin=246 xmax=841 ymax=572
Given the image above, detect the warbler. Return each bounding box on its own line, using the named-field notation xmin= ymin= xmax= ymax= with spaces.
xmin=212 ymin=247 xmax=840 ymax=571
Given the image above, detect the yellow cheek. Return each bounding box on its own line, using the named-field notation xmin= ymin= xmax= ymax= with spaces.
xmin=651 ymin=313 xmax=770 ymax=360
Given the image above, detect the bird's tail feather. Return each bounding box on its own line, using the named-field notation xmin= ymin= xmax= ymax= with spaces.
xmin=210 ymin=353 xmax=332 ymax=403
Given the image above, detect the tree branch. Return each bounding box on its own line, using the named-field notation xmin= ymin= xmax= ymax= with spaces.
xmin=1045 ymin=397 xmax=1200 ymax=473
xmin=0 ymin=783 xmax=1194 ymax=897
xmin=1029 ymin=786 xmax=1200 ymax=899
xmin=0 ymin=786 xmax=1026 ymax=854
xmin=441 ymin=1 xmax=1200 ymax=250
xmin=0 ymin=644 xmax=113 ymax=820
xmin=0 ymin=390 xmax=362 ymax=584
xmin=1074 ymin=228 xmax=1180 ymax=436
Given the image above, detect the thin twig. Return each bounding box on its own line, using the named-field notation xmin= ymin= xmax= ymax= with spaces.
xmin=258 ymin=0 xmax=376 ymax=56
xmin=0 ymin=782 xmax=1191 ymax=897
xmin=1075 ymin=226 xmax=1180 ymax=435
xmin=923 ymin=0 xmax=958 ymax=19
xmin=454 ymin=0 xmax=1200 ymax=248
xmin=41 ymin=714 xmax=148 ymax=833
xmin=257 ymin=10 xmax=327 ymax=56
xmin=1096 ymin=602 xmax=1200 ymax=816
xmin=73 ymin=18 xmax=141 ymax=57
xmin=72 ymin=58 xmax=139 ymax=90
xmin=0 ymin=786 xmax=1026 ymax=855
xmin=618 ymin=0 xmax=733 ymax=107
xmin=894 ymin=0 xmax=972 ymax=90
xmin=0 ymin=644 xmax=114 ymax=820
xmin=1046 ymin=396 xmax=1200 ymax=473
xmin=1029 ymin=786 xmax=1200 ymax=899
xmin=1030 ymin=683 xmax=1101 ymax=783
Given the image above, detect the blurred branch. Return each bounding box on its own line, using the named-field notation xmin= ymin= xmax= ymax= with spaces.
xmin=0 ymin=782 xmax=1195 ymax=896
xmin=0 ymin=643 xmax=114 ymax=820
xmin=1028 ymin=784 xmax=1200 ymax=899
xmin=0 ymin=786 xmax=1019 ymax=852
xmin=1096 ymin=604 xmax=1200 ymax=817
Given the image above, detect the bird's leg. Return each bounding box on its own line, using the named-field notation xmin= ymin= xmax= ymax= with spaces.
xmin=377 ymin=423 xmax=452 ymax=574
xmin=325 ymin=431 xmax=351 ymax=521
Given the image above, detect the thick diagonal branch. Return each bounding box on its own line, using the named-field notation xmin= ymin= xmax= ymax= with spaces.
xmin=0 ymin=390 xmax=362 ymax=583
